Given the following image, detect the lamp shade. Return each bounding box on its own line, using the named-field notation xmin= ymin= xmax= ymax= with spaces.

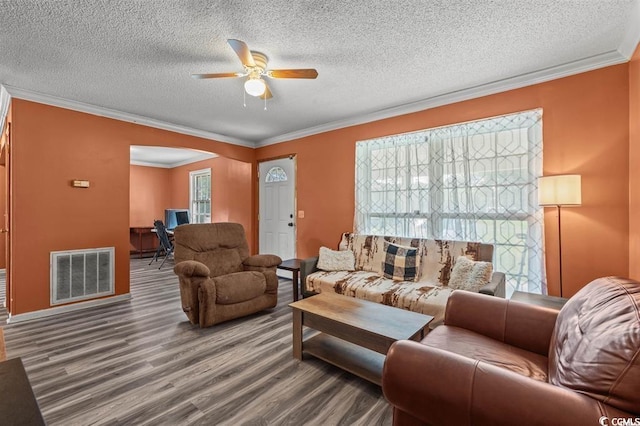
xmin=538 ymin=174 xmax=582 ymax=206
xmin=244 ymin=78 xmax=266 ymax=97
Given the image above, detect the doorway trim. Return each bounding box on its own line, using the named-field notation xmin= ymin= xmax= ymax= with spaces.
xmin=257 ymin=155 xmax=297 ymax=260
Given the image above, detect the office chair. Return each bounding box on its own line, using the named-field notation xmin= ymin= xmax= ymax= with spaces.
xmin=150 ymin=219 xmax=174 ymax=269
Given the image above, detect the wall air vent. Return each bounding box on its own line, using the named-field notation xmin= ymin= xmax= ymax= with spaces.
xmin=51 ymin=247 xmax=115 ymax=305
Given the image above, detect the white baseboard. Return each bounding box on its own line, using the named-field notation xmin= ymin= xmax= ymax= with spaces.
xmin=6 ymin=294 xmax=132 ymax=324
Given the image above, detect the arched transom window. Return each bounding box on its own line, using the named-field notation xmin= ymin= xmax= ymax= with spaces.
xmin=265 ymin=166 xmax=288 ymax=183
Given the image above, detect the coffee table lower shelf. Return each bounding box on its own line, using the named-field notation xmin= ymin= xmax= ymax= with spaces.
xmin=303 ymin=333 xmax=385 ymax=386
xmin=290 ymin=293 xmax=433 ymax=387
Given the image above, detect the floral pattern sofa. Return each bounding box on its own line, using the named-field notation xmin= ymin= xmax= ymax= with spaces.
xmin=300 ymin=233 xmax=506 ymax=326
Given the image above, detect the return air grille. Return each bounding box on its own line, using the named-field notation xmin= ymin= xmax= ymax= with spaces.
xmin=51 ymin=247 xmax=115 ymax=305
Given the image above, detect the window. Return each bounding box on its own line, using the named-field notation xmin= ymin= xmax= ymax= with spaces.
xmin=265 ymin=166 xmax=288 ymax=182
xmin=355 ymin=109 xmax=544 ymax=296
xmin=190 ymin=168 xmax=211 ymax=224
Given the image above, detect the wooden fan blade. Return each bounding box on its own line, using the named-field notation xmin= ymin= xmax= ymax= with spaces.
xmin=191 ymin=72 xmax=242 ymax=79
xmin=260 ymin=83 xmax=273 ymax=99
xmin=227 ymin=39 xmax=256 ymax=67
xmin=268 ymin=69 xmax=318 ymax=79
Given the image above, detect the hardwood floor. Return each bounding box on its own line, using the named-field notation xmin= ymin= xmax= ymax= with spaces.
xmin=2 ymin=259 xmax=392 ymax=425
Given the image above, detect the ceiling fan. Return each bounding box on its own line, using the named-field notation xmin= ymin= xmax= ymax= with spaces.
xmin=191 ymin=39 xmax=318 ymax=99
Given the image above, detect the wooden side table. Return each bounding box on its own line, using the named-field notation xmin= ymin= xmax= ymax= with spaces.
xmin=278 ymin=258 xmax=302 ymax=301
xmin=510 ymin=291 xmax=568 ymax=310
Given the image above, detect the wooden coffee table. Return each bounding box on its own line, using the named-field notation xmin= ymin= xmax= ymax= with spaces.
xmin=289 ymin=292 xmax=433 ymax=385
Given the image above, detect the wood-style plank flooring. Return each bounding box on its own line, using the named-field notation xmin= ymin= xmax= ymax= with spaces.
xmin=2 ymin=259 xmax=392 ymax=425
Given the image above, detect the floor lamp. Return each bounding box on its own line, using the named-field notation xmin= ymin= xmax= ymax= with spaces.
xmin=538 ymin=174 xmax=582 ymax=297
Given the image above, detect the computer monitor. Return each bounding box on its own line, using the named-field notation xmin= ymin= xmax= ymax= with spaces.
xmin=175 ymin=210 xmax=190 ymax=226
xmin=165 ymin=209 xmax=190 ymax=230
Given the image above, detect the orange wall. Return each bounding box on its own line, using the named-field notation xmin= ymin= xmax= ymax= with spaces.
xmin=630 ymin=44 xmax=640 ymax=280
xmin=256 ymin=64 xmax=630 ymax=298
xmin=168 ymin=156 xmax=253 ymax=243
xmin=10 ymin=99 xmax=254 ymax=315
xmin=12 ymin=100 xmax=131 ymax=315
xmin=168 ymin=159 xmax=206 ymax=209
xmin=8 ymin=54 xmax=636 ymax=315
xmin=0 ymin=112 xmax=8 ymax=269
xmin=129 ymin=165 xmax=171 ymax=227
xmin=129 ymin=157 xmax=254 ymax=249
xmin=210 ymin=157 xmax=253 ymax=234
xmin=0 ymin=157 xmax=5 ymax=270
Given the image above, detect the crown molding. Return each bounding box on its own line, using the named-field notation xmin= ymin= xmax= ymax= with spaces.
xmin=618 ymin=0 xmax=640 ymax=59
xmin=255 ymin=49 xmax=628 ymax=147
xmin=4 ymin=43 xmax=635 ymax=151
xmin=130 ymin=151 xmax=217 ymax=169
xmin=0 ymin=86 xmax=11 ymax=136
xmin=3 ymin=85 xmax=255 ymax=148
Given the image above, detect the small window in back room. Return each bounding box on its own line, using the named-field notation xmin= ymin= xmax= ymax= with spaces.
xmin=190 ymin=168 xmax=211 ymax=224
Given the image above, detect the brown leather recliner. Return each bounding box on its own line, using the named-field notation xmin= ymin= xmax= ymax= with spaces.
xmin=382 ymin=277 xmax=640 ymax=426
xmin=173 ymin=223 xmax=282 ymax=327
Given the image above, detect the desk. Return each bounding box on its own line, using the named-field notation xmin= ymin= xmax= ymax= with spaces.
xmin=278 ymin=258 xmax=302 ymax=301
xmin=129 ymin=227 xmax=158 ymax=258
xmin=0 ymin=358 xmax=46 ymax=425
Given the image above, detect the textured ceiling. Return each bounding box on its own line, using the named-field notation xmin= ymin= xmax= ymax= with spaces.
xmin=1 ymin=0 xmax=638 ymax=147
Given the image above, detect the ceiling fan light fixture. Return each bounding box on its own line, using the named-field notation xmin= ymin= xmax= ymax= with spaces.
xmin=191 ymin=39 xmax=317 ymax=102
xmin=244 ymin=77 xmax=266 ymax=97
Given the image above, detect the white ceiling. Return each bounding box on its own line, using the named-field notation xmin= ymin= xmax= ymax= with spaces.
xmin=130 ymin=146 xmax=216 ymax=168
xmin=1 ymin=1 xmax=639 ymax=148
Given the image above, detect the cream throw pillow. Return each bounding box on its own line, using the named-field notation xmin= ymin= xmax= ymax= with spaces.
xmin=317 ymin=246 xmax=356 ymax=271
xmin=448 ymin=256 xmax=493 ymax=292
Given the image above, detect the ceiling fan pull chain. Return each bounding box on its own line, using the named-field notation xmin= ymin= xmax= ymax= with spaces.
xmin=264 ymin=96 xmax=267 ymax=111
xmin=243 ymin=88 xmax=246 ymax=107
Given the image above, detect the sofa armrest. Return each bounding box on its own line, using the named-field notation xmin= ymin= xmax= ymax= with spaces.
xmin=262 ymin=269 xmax=279 ymax=295
xmin=198 ymin=279 xmax=217 ymax=328
xmin=383 ymin=341 xmax=626 ymax=426
xmin=444 ymin=290 xmax=558 ymax=356
xmin=174 ymin=260 xmax=211 ymax=326
xmin=243 ymin=254 xmax=282 ymax=271
xmin=300 ymin=257 xmax=319 ymax=297
xmin=174 ymin=260 xmax=210 ymax=278
xmin=479 ymin=271 xmax=505 ymax=297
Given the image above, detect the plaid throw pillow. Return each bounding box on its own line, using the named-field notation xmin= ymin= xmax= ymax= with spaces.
xmin=382 ymin=241 xmax=420 ymax=282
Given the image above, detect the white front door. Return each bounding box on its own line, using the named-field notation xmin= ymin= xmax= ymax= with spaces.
xmin=259 ymin=157 xmax=295 ymax=269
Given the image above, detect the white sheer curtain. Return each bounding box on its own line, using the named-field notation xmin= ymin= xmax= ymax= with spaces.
xmin=355 ymin=109 xmax=545 ymax=296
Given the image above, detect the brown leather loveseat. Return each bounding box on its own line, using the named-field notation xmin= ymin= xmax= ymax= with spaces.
xmin=382 ymin=277 xmax=640 ymax=425
xmin=173 ymin=223 xmax=282 ymax=327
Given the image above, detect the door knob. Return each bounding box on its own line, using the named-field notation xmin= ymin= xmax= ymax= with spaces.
xmin=288 ymin=222 xmax=294 ymax=227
